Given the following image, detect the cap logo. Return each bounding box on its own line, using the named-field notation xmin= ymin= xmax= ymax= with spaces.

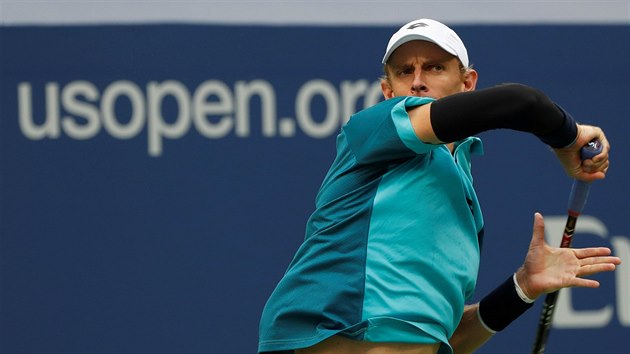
xmin=407 ymin=22 xmax=428 ymax=30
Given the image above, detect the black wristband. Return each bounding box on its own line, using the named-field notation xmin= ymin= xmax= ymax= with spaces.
xmin=478 ymin=275 xmax=535 ymax=332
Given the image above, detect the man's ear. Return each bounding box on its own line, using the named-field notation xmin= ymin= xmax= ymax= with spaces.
xmin=463 ymin=69 xmax=478 ymax=92
xmin=381 ymin=79 xmax=394 ymax=99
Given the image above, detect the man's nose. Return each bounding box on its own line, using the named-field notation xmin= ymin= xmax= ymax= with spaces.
xmin=411 ymin=71 xmax=427 ymax=93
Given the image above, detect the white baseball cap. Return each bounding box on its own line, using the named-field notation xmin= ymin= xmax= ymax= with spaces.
xmin=382 ymin=18 xmax=469 ymax=67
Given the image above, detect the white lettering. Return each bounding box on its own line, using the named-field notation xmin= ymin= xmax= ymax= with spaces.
xmin=235 ymin=80 xmax=277 ymax=137
xmin=101 ymin=80 xmax=145 ymax=139
xmin=147 ymin=80 xmax=191 ymax=157
xmin=611 ymin=235 xmax=630 ymax=325
xmin=192 ymin=80 xmax=234 ymax=139
xmin=61 ymin=81 xmax=100 ymax=140
xmin=18 ymin=82 xmax=61 ymax=139
xmin=17 ymin=78 xmax=384 ymax=155
xmin=340 ymin=80 xmax=383 ymax=124
xmin=365 ymin=81 xmax=385 ymax=110
xmin=296 ymin=79 xmax=340 ymax=138
xmin=546 ymin=215 xmax=629 ymax=328
xmin=553 ymin=216 xmax=613 ymax=328
xmin=340 ymin=80 xmax=369 ymax=124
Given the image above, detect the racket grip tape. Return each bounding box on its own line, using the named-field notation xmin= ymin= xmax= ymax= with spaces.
xmin=567 ymin=140 xmax=603 ymax=214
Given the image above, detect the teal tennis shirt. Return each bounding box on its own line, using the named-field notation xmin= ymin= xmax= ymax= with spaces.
xmin=259 ymin=96 xmax=484 ymax=353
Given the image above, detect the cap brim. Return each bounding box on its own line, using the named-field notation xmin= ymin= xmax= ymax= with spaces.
xmin=382 ymin=34 xmax=459 ymax=64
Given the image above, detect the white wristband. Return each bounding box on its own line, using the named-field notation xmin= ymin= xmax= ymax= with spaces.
xmin=513 ymin=273 xmax=535 ymax=303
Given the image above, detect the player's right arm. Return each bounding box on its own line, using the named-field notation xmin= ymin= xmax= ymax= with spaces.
xmin=406 ymin=83 xmax=609 ymax=181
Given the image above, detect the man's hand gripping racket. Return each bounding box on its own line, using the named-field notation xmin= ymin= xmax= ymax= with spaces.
xmin=531 ymin=140 xmax=603 ymax=354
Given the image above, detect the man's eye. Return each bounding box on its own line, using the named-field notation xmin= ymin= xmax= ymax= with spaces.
xmin=428 ymin=65 xmax=444 ymax=72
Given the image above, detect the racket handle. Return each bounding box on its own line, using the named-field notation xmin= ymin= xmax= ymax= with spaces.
xmin=533 ymin=291 xmax=559 ymax=354
xmin=531 ymin=139 xmax=603 ymax=354
xmin=567 ymin=140 xmax=603 ymax=214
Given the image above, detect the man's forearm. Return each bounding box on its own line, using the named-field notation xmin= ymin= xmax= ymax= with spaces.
xmin=449 ymin=304 xmax=494 ymax=354
xmin=430 ymin=83 xmax=577 ymax=148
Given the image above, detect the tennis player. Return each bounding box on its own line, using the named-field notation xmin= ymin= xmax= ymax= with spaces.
xmin=258 ymin=18 xmax=619 ymax=354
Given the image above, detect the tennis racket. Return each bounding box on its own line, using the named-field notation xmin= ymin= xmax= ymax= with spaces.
xmin=531 ymin=139 xmax=603 ymax=354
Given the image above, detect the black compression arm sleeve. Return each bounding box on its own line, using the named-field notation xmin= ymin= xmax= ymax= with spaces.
xmin=430 ymin=83 xmax=577 ymax=148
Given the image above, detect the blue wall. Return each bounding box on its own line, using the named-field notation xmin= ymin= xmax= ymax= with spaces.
xmin=1 ymin=24 xmax=628 ymax=353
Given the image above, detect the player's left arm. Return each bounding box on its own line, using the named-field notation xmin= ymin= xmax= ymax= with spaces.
xmin=448 ymin=213 xmax=621 ymax=353
xmin=448 ymin=303 xmax=494 ymax=353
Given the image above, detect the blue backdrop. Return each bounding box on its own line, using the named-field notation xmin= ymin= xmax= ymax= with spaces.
xmin=1 ymin=24 xmax=628 ymax=353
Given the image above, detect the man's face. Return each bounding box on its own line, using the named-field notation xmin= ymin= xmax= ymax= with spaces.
xmin=381 ymin=40 xmax=477 ymax=99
